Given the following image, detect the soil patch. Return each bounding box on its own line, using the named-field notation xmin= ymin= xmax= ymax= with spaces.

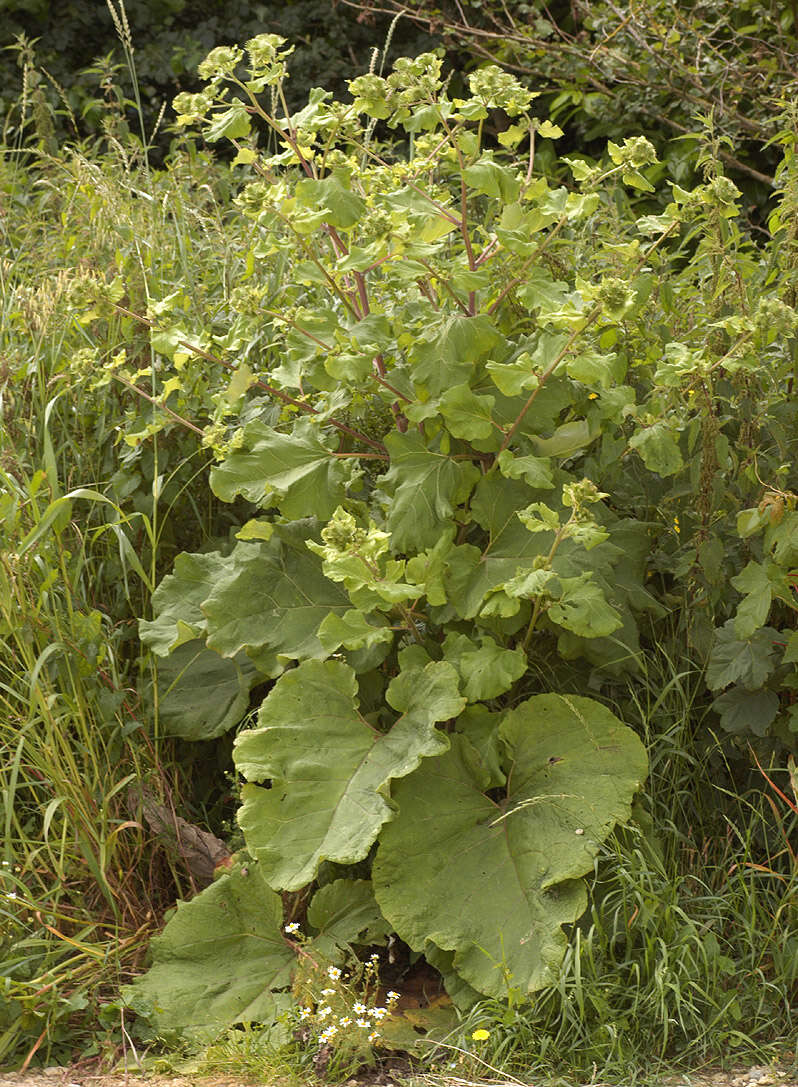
xmin=1 ymin=1066 xmax=797 ymax=1087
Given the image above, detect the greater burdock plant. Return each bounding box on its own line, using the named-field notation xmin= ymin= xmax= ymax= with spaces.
xmin=118 ymin=33 xmax=796 ymax=1051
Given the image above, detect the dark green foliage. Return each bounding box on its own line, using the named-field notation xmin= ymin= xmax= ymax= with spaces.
xmin=346 ymin=0 xmax=796 ymax=202
xmin=0 ymin=0 xmax=431 ymax=149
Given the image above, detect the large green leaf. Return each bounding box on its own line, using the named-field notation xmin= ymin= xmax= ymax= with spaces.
xmin=381 ymin=431 xmax=480 ymax=552
xmin=210 ymin=419 xmax=350 ymax=519
xmin=706 ymin=621 xmax=781 ymax=691
xmin=234 ymin=658 xmax=465 ymax=890
xmin=628 ymin=422 xmax=683 ymax=476
xmin=441 ymin=631 xmax=526 ymax=701
xmin=139 ymin=550 xmax=227 ymax=656
xmin=155 ymin=640 xmax=261 ymax=740
xmin=125 ymin=863 xmax=294 ymax=1041
xmin=410 ymin=313 xmax=505 ymax=397
xmin=548 ymin=573 xmax=623 ymax=638
xmin=295 ymin=174 xmax=367 ymax=230
xmin=306 ymin=878 xmax=392 ymax=958
xmin=373 ymin=694 xmax=647 ymax=998
xmin=444 ymin=477 xmax=551 ymax=619
xmin=201 ymin=523 xmax=350 ymax=676
xmin=439 ymin=383 xmax=497 ymax=441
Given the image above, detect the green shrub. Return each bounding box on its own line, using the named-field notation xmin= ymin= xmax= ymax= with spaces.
xmin=108 ymin=36 xmax=798 ymax=1057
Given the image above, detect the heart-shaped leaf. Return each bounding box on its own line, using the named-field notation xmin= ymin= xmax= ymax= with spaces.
xmin=234 ymin=658 xmax=465 ymax=889
xmin=373 ymin=694 xmax=647 ymax=998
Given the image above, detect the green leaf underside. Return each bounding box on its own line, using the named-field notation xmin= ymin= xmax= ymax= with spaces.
xmin=234 ymin=658 xmax=465 ymax=890
xmin=373 ymin=694 xmax=647 ymax=998
xmin=125 ymin=864 xmax=294 ymax=1039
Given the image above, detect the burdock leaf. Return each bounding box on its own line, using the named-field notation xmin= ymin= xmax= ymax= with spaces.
xmin=307 ymin=879 xmax=392 ymax=957
xmin=548 ymin=573 xmax=624 ymax=638
xmin=373 ymin=694 xmax=647 ymax=998
xmin=210 ymin=419 xmax=350 ymax=519
xmin=381 ymin=431 xmax=480 ymax=552
xmin=124 ymin=863 xmax=294 ymax=1041
xmin=201 ymin=523 xmax=350 ymax=676
xmin=140 ymin=550 xmax=227 ymax=656
xmin=234 ymin=658 xmax=464 ymax=889
xmin=155 ymin=639 xmax=261 ymax=740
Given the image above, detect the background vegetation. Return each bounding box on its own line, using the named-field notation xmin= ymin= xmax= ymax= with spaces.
xmin=1 ymin=0 xmax=796 ymax=1079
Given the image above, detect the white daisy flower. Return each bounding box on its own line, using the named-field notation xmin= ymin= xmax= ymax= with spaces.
xmin=327 ymin=966 xmax=342 ymax=980
xmin=284 ymin=921 xmax=300 ymax=934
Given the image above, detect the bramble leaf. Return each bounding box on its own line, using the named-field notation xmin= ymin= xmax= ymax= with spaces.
xmin=706 ymin=621 xmax=781 ymax=691
xmin=731 ymin=561 xmax=774 ymax=638
xmin=711 ymin=686 xmax=780 ymax=736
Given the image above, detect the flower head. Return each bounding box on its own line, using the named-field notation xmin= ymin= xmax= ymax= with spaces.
xmin=471 ymin=1028 xmax=490 ymax=1041
xmin=327 ymin=966 xmax=342 ymax=981
xmin=284 ymin=921 xmax=300 ymax=934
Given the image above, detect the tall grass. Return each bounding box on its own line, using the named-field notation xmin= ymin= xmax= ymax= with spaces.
xmin=0 ymin=30 xmax=245 ymax=1066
